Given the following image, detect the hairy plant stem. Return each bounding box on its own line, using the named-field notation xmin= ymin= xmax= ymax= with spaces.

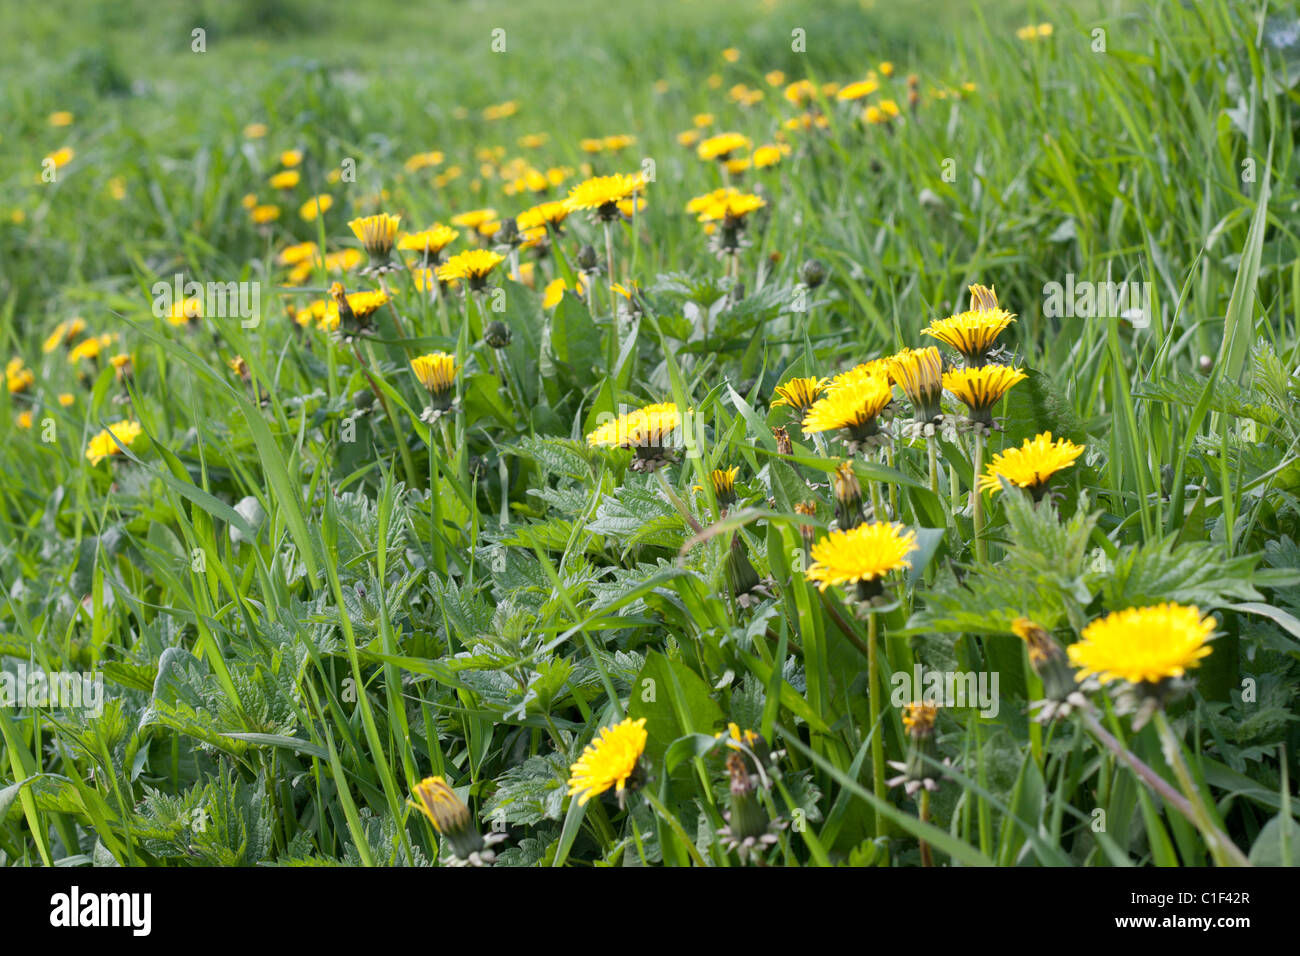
xmin=604 ymin=220 xmax=619 ymax=377
xmin=972 ymin=431 xmax=986 ymax=562
xmin=867 ymin=610 xmax=887 ymax=829
xmin=927 ymin=433 xmax=939 ymax=495
xmin=1080 ymin=709 xmax=1248 ymax=866
xmin=919 ymin=789 xmax=933 ymax=866
xmin=1153 ymin=709 xmax=1250 ymax=867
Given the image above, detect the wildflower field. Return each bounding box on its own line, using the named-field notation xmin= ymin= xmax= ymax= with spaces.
xmin=3 ymin=0 xmax=1300 ymax=877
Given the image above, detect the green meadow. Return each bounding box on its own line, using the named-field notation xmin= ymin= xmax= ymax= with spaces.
xmin=1 ymin=0 xmax=1299 ymax=867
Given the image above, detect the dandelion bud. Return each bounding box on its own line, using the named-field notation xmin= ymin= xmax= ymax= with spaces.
xmin=886 ymin=703 xmax=946 ymax=796
xmin=484 ymin=320 xmax=512 ymax=349
xmin=726 ymin=752 xmax=769 ymax=838
xmin=1012 ymin=618 xmax=1090 ymax=722
xmin=794 ymin=500 xmax=817 ymax=552
xmin=718 ymin=750 xmax=782 ymax=860
xmin=725 ymin=534 xmax=772 ymax=608
xmin=772 ymin=425 xmax=793 ymax=456
xmin=577 ymin=243 xmax=600 ymax=273
xmin=495 ymin=217 xmax=520 ymax=247
xmin=411 ymin=776 xmax=504 ymax=866
xmin=799 ymin=257 xmax=828 ymax=288
xmin=832 ymin=460 xmax=864 ymax=530
xmin=352 ymin=388 xmax=375 ymax=411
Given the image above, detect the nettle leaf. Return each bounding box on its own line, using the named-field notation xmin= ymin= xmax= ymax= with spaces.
xmin=501 ymin=517 xmax=580 ymax=553
xmin=495 ymin=829 xmax=560 ymax=867
xmin=1135 ymin=376 xmax=1279 ymax=428
xmin=905 ymin=563 xmax=1076 ymax=636
xmin=586 ymin=481 xmax=687 ymax=553
xmin=528 ymin=484 xmax=593 ymax=517
xmin=509 ymin=435 xmax=596 ymax=483
xmin=485 ymin=754 xmax=569 ymax=826
xmin=1102 ymin=536 xmax=1263 ymax=609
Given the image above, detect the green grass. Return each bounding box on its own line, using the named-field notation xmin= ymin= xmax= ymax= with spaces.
xmin=1 ymin=0 xmax=1299 ymax=867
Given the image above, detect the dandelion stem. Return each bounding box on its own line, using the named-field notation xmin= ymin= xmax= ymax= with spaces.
xmin=1080 ymin=709 xmax=1248 ymax=866
xmin=884 ymin=444 xmax=897 ymax=517
xmin=867 ymin=610 xmax=887 ymax=829
xmin=919 ymin=789 xmax=933 ymax=867
xmin=603 ymin=220 xmax=619 ymax=375
xmin=972 ymin=431 xmax=986 ymax=562
xmin=1152 ymin=709 xmax=1250 ymax=867
xmin=927 ymin=434 xmax=939 ymax=496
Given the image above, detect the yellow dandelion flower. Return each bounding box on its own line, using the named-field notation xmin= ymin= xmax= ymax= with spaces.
xmin=397 ymin=224 xmax=459 ymax=258
xmin=830 ymin=358 xmax=895 ymax=389
xmin=17 ymin=410 xmax=33 ymax=429
xmin=517 ymin=200 xmax=570 ymax=232
xmin=587 ymin=402 xmax=681 ymax=470
xmin=1069 ymin=604 xmax=1215 ymax=685
xmin=942 ymin=365 xmax=1026 ymax=424
xmin=276 ymin=241 xmax=319 ymax=267
xmin=268 ymin=169 xmax=300 ymax=190
xmin=6 ymin=357 xmax=34 ymax=394
xmin=694 ymin=466 xmax=740 ymax=507
xmin=617 ymin=197 xmax=646 ymax=218
xmin=250 ymin=204 xmax=280 ymax=224
xmin=279 ymin=149 xmax=303 ymax=167
xmin=693 ymin=190 xmax=765 ymax=224
xmin=752 ymin=144 xmax=784 ymax=168
xmin=243 ymin=123 xmax=268 ymax=138
xmin=44 ymin=146 xmax=75 ymax=170
xmin=323 ymin=248 xmax=363 ymax=273
xmin=324 ymin=285 xmax=390 ymax=331
xmin=805 ymin=522 xmax=917 ymax=591
xmin=300 ymin=194 xmax=333 ymax=221
xmin=165 ymin=296 xmax=204 ymax=327
xmin=697 ymin=132 xmax=752 ymax=162
xmin=57 ymin=393 xmax=75 ymax=407
xmin=567 ymin=717 xmax=648 ymax=807
xmin=889 ymin=346 xmax=944 ymax=421
xmin=450 ymin=208 xmax=497 ymax=230
xmin=771 ymin=376 xmax=829 ymax=415
xmin=802 ymin=373 xmax=893 ymax=443
xmin=978 ymin=431 xmax=1085 ymax=495
xmin=410 ymin=352 xmax=457 ymax=408
xmin=722 ymin=47 xmax=740 ymax=63
xmin=563 ymin=173 xmax=647 ymax=221
xmin=902 ymin=701 xmax=938 ymax=734
xmin=923 ymin=301 xmax=1016 ymax=364
xmin=784 ymin=79 xmax=817 ymax=105
xmin=765 ymin=70 xmax=786 ymax=87
xmin=49 ymin=111 xmax=74 ymax=127
xmin=42 ymin=317 xmax=86 ymax=353
xmin=543 ymin=276 xmax=586 ymax=308
xmin=437 ymin=249 xmax=504 ymax=289
xmin=837 ymin=79 xmax=880 ymax=101
xmin=86 ymin=419 xmax=143 ymax=465
xmin=348 ymin=213 xmax=401 ymax=260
